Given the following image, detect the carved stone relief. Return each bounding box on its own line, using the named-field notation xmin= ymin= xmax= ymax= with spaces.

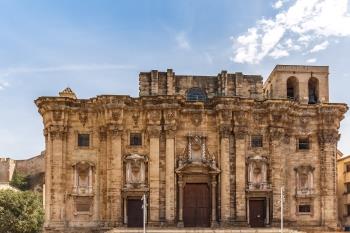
xmin=124 ymin=154 xmax=148 ymax=189
xmin=294 ymin=165 xmax=315 ymax=196
xmin=247 ymin=155 xmax=270 ymax=190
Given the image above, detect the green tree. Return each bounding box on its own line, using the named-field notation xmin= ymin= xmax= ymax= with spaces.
xmin=0 ymin=189 xmax=44 ymax=233
xmin=10 ymin=171 xmax=29 ymax=191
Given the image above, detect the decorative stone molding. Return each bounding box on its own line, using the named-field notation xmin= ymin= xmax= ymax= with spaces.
xmin=165 ymin=110 xmax=176 ymax=123
xmin=269 ymin=127 xmax=284 ymax=141
xmin=148 ymin=110 xmax=161 ymax=123
xmin=165 ymin=128 xmax=176 ymax=139
xmin=191 ymin=112 xmax=202 ymax=126
xmin=132 ymin=111 xmax=140 ymax=126
xmin=124 ymin=154 xmax=148 ymax=189
xmin=79 ymin=111 xmax=88 ymax=126
xmin=47 ymin=125 xmax=68 ymax=140
xmin=111 ymin=110 xmax=121 ymax=122
xmin=318 ymin=130 xmax=339 ymax=145
xmin=219 ymin=125 xmax=231 ymax=138
xmin=107 ymin=124 xmax=123 ymax=138
xmin=221 ymin=110 xmax=232 ymax=121
xmin=52 ymin=110 xmax=62 ymax=122
xmin=99 ymin=126 xmax=107 ymax=141
xmin=294 ymin=165 xmax=315 ymax=197
xmin=147 ymin=126 xmax=161 ymax=138
xmin=235 ymin=127 xmax=248 ymax=140
xmin=72 ymin=161 xmax=95 ymax=196
xmin=247 ymin=155 xmax=270 ymax=191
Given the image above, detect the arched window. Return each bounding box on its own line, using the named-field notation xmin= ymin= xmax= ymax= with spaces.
xmin=308 ymin=77 xmax=319 ymax=104
xmin=286 ymin=76 xmax=298 ymax=100
xmin=186 ymin=87 xmax=207 ymax=101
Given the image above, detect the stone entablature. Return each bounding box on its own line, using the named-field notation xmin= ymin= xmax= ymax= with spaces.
xmin=35 ymin=65 xmax=348 ymax=232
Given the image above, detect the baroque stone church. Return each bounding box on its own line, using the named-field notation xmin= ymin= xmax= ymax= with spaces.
xmin=35 ymin=65 xmax=347 ymax=232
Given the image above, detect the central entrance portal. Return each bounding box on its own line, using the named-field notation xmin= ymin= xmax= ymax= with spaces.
xmin=127 ymin=199 xmax=143 ymax=227
xmin=249 ymin=200 xmax=266 ymax=227
xmin=183 ymin=183 xmax=210 ymax=227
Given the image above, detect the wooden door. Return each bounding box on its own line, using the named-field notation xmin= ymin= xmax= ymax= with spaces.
xmin=127 ymin=199 xmax=143 ymax=227
xmin=249 ymin=200 xmax=266 ymax=227
xmin=183 ymin=184 xmax=210 ymax=227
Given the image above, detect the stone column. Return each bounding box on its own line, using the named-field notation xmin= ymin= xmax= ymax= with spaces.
xmin=108 ymin=127 xmax=123 ymax=226
xmin=319 ymin=131 xmax=338 ymax=229
xmin=211 ymin=176 xmax=218 ymax=227
xmin=177 ymin=175 xmax=184 ymax=227
xmin=48 ymin=125 xmax=67 ymax=227
xmin=44 ymin=129 xmax=51 ymax=226
xmin=220 ymin=128 xmax=231 ymax=225
xmin=165 ymin=129 xmax=175 ymax=224
xmin=148 ymin=127 xmax=160 ymax=225
xmin=235 ymin=129 xmax=247 ymax=223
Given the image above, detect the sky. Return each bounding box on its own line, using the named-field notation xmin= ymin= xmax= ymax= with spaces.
xmin=0 ymin=0 xmax=350 ymax=159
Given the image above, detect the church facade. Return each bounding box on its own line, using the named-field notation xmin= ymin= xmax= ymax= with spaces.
xmin=35 ymin=65 xmax=347 ymax=232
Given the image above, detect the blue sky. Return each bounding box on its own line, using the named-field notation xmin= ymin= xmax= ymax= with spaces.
xmin=0 ymin=0 xmax=350 ymax=159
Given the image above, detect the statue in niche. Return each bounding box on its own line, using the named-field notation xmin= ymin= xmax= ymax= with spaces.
xmin=124 ymin=154 xmax=147 ymax=188
xmin=295 ymin=165 xmax=314 ymax=196
xmin=247 ymin=155 xmax=269 ymax=190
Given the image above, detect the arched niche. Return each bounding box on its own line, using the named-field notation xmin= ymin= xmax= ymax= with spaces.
xmin=286 ymin=76 xmax=299 ymax=100
xmin=124 ymin=154 xmax=148 ymax=189
xmin=72 ymin=161 xmax=95 ymax=195
xmin=308 ymin=77 xmax=319 ymax=104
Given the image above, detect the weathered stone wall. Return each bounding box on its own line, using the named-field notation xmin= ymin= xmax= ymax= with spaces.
xmin=35 ymin=65 xmax=347 ymax=232
xmin=139 ymin=70 xmax=263 ymax=99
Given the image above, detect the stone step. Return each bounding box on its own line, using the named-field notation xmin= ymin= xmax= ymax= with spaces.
xmin=105 ymin=228 xmax=304 ymax=233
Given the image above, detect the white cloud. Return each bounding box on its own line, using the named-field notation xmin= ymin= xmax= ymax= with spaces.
xmin=175 ymin=32 xmax=191 ymax=50
xmin=309 ymin=41 xmax=329 ymax=53
xmin=273 ymin=0 xmax=284 ymax=9
xmin=232 ymin=0 xmax=350 ymax=64
xmin=0 ymin=80 xmax=9 ymax=90
xmin=0 ymin=64 xmax=135 ymax=79
xmin=269 ymin=48 xmax=289 ymax=59
xmin=306 ymin=58 xmax=317 ymax=63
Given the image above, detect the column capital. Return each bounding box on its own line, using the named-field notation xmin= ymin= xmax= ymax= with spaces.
xmin=234 ymin=126 xmax=248 ymax=140
xmin=165 ymin=128 xmax=176 ymax=139
xmin=47 ymin=125 xmax=68 ymax=140
xmin=318 ymin=129 xmax=339 ymax=145
xmin=219 ymin=125 xmax=231 ymax=138
xmin=147 ymin=126 xmax=161 ymax=138
xmin=107 ymin=124 xmax=123 ymax=138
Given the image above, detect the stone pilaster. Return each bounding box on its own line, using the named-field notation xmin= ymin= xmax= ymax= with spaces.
xmin=165 ymin=129 xmax=175 ymax=224
xmin=318 ymin=130 xmax=339 ymax=229
xmin=47 ymin=125 xmax=67 ymax=227
xmin=211 ymin=176 xmax=219 ymax=227
xmin=148 ymin=126 xmax=161 ymax=225
xmin=177 ymin=175 xmax=184 ymax=227
xmin=220 ymin=126 xmax=231 ymax=225
xmin=269 ymin=127 xmax=284 ymax=225
xmin=108 ymin=125 xmax=123 ymax=226
xmin=234 ymin=127 xmax=247 ymax=223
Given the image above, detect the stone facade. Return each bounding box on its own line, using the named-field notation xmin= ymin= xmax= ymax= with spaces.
xmin=35 ymin=65 xmax=348 ymax=232
xmin=337 ymin=151 xmax=350 ymax=230
xmin=0 ymin=152 xmax=45 ymax=192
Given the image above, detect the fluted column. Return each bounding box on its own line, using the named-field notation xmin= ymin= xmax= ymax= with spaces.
xmin=148 ymin=127 xmax=161 ymax=225
xmin=165 ymin=129 xmax=176 ymax=224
